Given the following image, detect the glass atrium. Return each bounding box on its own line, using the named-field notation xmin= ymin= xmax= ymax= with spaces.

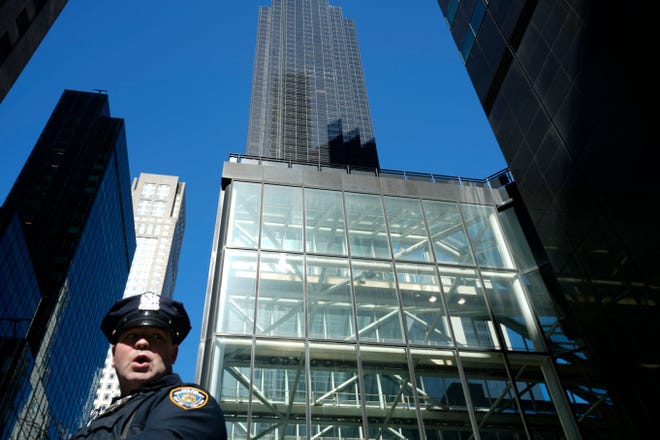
xmin=199 ymin=158 xmax=594 ymax=439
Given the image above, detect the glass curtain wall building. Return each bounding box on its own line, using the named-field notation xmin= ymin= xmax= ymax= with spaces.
xmin=196 ymin=156 xmax=612 ymax=439
xmin=92 ymin=173 xmax=186 ymax=411
xmin=435 ymin=1 xmax=657 ymax=436
xmin=0 ymin=0 xmax=68 ymax=102
xmin=0 ymin=89 xmax=135 ymax=439
xmin=246 ymin=0 xmax=378 ymax=168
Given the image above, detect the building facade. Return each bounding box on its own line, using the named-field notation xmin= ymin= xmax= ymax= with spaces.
xmin=92 ymin=173 xmax=186 ymax=410
xmin=195 ymin=156 xmax=628 ymax=439
xmin=435 ymin=1 xmax=657 ymax=436
xmin=0 ymin=89 xmax=135 ymax=439
xmin=0 ymin=0 xmax=68 ymax=102
xmin=246 ymin=0 xmax=378 ymax=168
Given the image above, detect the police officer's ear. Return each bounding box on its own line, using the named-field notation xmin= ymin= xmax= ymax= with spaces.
xmin=111 ymin=344 xmax=117 ymax=367
xmin=171 ymin=344 xmax=178 ymax=364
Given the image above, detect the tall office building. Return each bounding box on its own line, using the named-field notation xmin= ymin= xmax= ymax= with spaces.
xmin=92 ymin=173 xmax=186 ymax=410
xmin=0 ymin=89 xmax=135 ymax=439
xmin=436 ymin=1 xmax=657 ymax=436
xmin=246 ymin=0 xmax=379 ymax=168
xmin=196 ymin=2 xmax=616 ymax=438
xmin=0 ymin=0 xmax=68 ymax=102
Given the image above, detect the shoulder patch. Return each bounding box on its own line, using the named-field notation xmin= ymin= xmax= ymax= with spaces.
xmin=169 ymin=386 xmax=209 ymax=410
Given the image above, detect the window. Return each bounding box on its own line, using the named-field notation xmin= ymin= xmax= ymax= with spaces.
xmin=141 ymin=183 xmax=156 ymax=197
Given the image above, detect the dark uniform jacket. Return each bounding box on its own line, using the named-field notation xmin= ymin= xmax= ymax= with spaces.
xmin=71 ymin=373 xmax=227 ymax=439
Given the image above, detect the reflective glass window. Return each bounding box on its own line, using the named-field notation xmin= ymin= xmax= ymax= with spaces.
xmin=460 ymin=204 xmax=515 ymax=269
xmin=396 ymin=262 xmax=452 ymax=347
xmin=155 ymin=184 xmax=170 ymax=200
xmin=440 ymin=267 xmax=499 ymax=350
xmin=251 ymin=339 xmax=306 ymax=438
xmin=481 ymin=270 xmax=545 ymax=352
xmin=261 ymin=185 xmax=303 ymax=252
xmin=137 ymin=199 xmax=151 ymax=216
xmin=141 ymin=183 xmax=156 ymax=197
xmin=226 ymin=182 xmax=262 ymax=248
xmin=345 ymin=192 xmax=390 ymax=259
xmin=411 ymin=350 xmax=473 ymax=436
xmin=384 ymin=196 xmax=433 ymax=262
xmin=256 ymin=252 xmax=304 ymax=338
xmin=304 ymin=188 xmax=348 ymax=256
xmin=423 ymin=200 xmax=475 ymax=266
xmin=216 ymin=249 xmax=257 ymax=334
xmin=351 ymin=259 xmax=403 ymax=344
xmin=306 ymin=256 xmax=354 ymax=340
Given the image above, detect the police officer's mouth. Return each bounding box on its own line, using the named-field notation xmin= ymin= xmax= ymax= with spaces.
xmin=132 ymin=354 xmax=151 ymax=369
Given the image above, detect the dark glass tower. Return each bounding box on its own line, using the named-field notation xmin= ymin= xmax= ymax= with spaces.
xmin=246 ymin=0 xmax=379 ymax=168
xmin=0 ymin=89 xmax=135 ymax=438
xmin=0 ymin=0 xmax=68 ymax=102
xmin=436 ymin=1 xmax=657 ymax=437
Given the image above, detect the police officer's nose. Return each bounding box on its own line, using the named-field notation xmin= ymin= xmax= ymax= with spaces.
xmin=135 ymin=337 xmax=149 ymax=349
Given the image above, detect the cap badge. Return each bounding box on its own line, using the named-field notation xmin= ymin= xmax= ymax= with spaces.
xmin=138 ymin=291 xmax=161 ymax=311
xmin=169 ymin=386 xmax=209 ymax=410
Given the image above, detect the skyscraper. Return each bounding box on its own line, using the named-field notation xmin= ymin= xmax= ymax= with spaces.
xmin=0 ymin=89 xmax=135 ymax=439
xmin=246 ymin=0 xmax=378 ymax=168
xmin=93 ymin=173 xmax=186 ymax=410
xmin=0 ymin=0 xmax=68 ymax=102
xmin=435 ymin=1 xmax=657 ymax=436
xmin=195 ymin=2 xmax=608 ymax=438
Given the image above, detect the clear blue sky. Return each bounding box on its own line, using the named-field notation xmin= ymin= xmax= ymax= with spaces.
xmin=0 ymin=1 xmax=505 ymax=383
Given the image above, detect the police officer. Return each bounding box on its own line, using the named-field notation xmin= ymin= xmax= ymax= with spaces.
xmin=71 ymin=291 xmax=227 ymax=439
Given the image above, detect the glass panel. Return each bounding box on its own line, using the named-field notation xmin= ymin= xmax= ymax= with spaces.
xmin=227 ymin=182 xmax=262 ymax=248
xmin=351 ymin=259 xmax=403 ymax=344
xmin=422 ymin=200 xmax=475 ymax=266
xmin=137 ymin=199 xmax=151 ymax=216
xmin=384 ymin=196 xmax=433 ymax=262
xmin=481 ymin=270 xmax=545 ymax=352
xmin=251 ymin=339 xmax=307 ymax=439
xmin=211 ymin=337 xmax=252 ymax=405
xmin=304 ymin=188 xmax=348 ymax=256
xmin=210 ymin=338 xmax=251 ymax=440
xmin=459 ymin=353 xmax=527 ymax=439
xmin=498 ymin=207 xmax=536 ymax=272
xmin=439 ymin=267 xmax=499 ymax=350
xmin=256 ymin=252 xmax=305 ymax=338
xmin=508 ymin=361 xmax=565 ymax=438
xmin=411 ymin=350 xmax=474 ymax=437
xmin=306 ymin=256 xmax=354 ymax=340
xmin=523 ymin=270 xmax=580 ymax=358
xmin=345 ymin=192 xmax=391 ymax=259
xmin=361 ymin=345 xmax=419 ymax=437
xmin=460 ymin=204 xmax=515 ymax=269
xmin=309 ymin=343 xmax=363 ymax=436
xmin=261 ymin=185 xmax=303 ymax=252
xmin=396 ymin=263 xmax=453 ymax=347
xmin=141 ymin=183 xmax=156 ymax=197
xmin=216 ymin=249 xmax=257 ymax=334
xmin=155 ymin=184 xmax=171 ymax=200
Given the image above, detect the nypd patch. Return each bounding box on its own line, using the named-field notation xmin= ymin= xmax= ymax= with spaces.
xmin=169 ymin=386 xmax=209 ymax=410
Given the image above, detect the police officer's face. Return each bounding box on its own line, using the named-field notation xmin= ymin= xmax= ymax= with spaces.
xmin=112 ymin=326 xmax=178 ymax=395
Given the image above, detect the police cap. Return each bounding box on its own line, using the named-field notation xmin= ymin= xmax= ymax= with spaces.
xmin=101 ymin=291 xmax=191 ymax=344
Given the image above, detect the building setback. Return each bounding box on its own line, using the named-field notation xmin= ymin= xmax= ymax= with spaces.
xmin=0 ymin=0 xmax=68 ymax=103
xmin=0 ymin=89 xmax=135 ymax=439
xmin=93 ymin=173 xmax=186 ymax=411
xmin=435 ymin=1 xmax=658 ymax=437
xmin=246 ymin=0 xmax=378 ymax=168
